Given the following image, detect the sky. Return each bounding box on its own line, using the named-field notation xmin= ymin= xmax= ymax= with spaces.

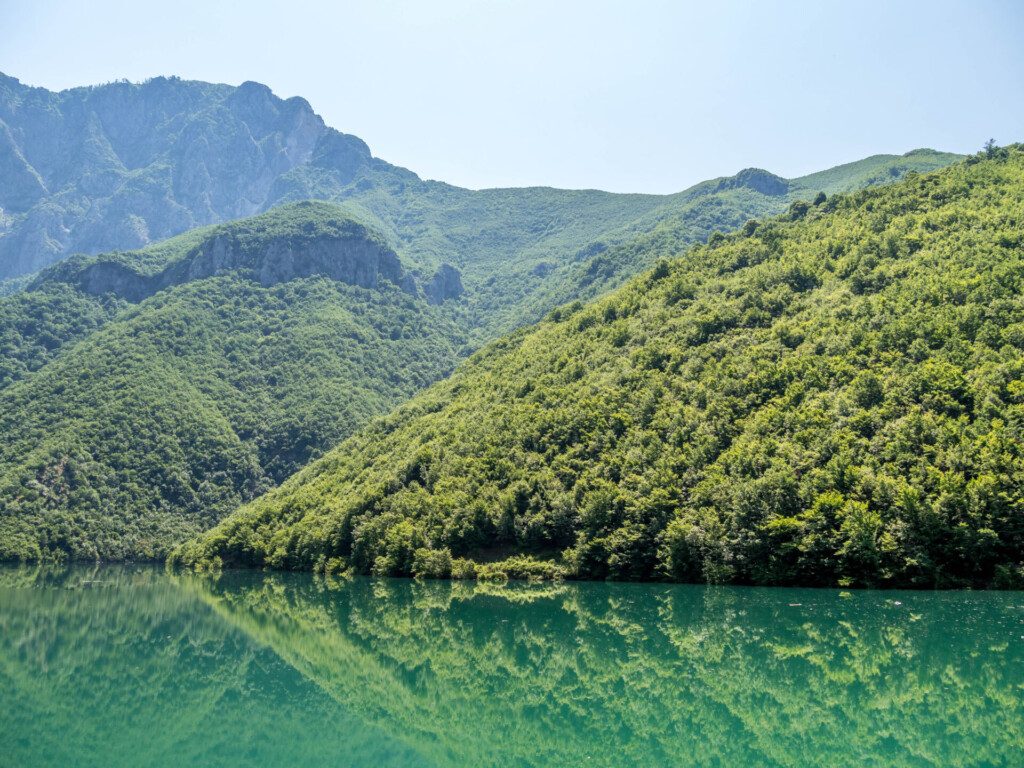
xmin=1 ymin=0 xmax=1022 ymax=193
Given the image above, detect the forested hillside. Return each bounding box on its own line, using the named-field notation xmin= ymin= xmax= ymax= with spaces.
xmin=0 ymin=78 xmax=959 ymax=565
xmin=269 ymin=149 xmax=960 ymax=342
xmin=174 ymin=148 xmax=1024 ymax=588
xmin=0 ymin=205 xmax=464 ymax=560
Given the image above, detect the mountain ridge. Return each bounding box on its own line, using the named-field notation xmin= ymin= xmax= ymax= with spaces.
xmin=35 ymin=201 xmax=421 ymax=303
xmin=0 ymin=71 xmax=961 ymax=290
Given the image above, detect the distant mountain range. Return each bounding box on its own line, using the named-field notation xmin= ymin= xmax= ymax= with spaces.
xmin=0 ymin=75 xmax=957 ymax=333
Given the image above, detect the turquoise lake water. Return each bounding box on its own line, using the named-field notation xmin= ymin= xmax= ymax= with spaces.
xmin=0 ymin=565 xmax=1021 ymax=767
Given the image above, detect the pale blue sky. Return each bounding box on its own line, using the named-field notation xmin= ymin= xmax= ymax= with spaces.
xmin=1 ymin=0 xmax=1022 ymax=192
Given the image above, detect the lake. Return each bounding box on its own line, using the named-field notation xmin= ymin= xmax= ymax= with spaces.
xmin=0 ymin=565 xmax=1021 ymax=767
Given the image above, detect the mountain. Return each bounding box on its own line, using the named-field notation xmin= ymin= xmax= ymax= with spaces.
xmin=0 ymin=73 xmax=965 ymax=563
xmin=0 ymin=74 xmax=327 ymax=278
xmin=0 ymin=158 xmax=963 ymax=566
xmin=0 ymin=74 xmax=958 ymax=340
xmin=173 ymin=148 xmax=1024 ymax=588
xmin=0 ymin=203 xmax=464 ymax=560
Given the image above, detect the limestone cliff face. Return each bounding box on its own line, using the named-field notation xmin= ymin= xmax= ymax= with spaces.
xmin=424 ymin=263 xmax=464 ymax=304
xmin=66 ymin=232 xmax=413 ymax=303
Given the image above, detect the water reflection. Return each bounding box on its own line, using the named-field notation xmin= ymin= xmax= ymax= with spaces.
xmin=2 ymin=565 xmax=1022 ymax=767
xmin=194 ymin=571 xmax=1024 ymax=767
xmin=0 ymin=565 xmax=427 ymax=768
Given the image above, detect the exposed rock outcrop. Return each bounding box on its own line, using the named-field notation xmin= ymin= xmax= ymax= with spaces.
xmin=424 ymin=263 xmax=464 ymax=304
xmin=0 ymin=74 xmax=335 ymax=280
xmin=714 ymin=168 xmax=789 ymax=197
xmin=65 ymin=231 xmax=413 ymax=303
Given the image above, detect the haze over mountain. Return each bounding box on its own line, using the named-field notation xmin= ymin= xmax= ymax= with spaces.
xmin=0 ymin=75 xmax=957 ymax=335
xmin=174 ymin=148 xmax=1024 ymax=589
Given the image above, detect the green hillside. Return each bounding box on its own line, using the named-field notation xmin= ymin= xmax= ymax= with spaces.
xmin=0 ymin=146 xmax=960 ymax=563
xmin=174 ymin=147 xmax=1024 ymax=588
xmin=0 ymin=205 xmax=463 ymax=561
xmin=283 ymin=150 xmax=961 ymax=342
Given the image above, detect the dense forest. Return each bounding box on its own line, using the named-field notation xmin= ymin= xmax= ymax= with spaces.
xmin=0 ymin=205 xmax=464 ymax=560
xmin=0 ymin=134 xmax=953 ymax=562
xmin=174 ymin=148 xmax=1024 ymax=588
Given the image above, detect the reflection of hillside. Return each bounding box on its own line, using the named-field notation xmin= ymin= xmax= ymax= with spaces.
xmin=4 ymin=566 xmax=1020 ymax=767
xmin=0 ymin=566 xmax=427 ymax=768
xmin=191 ymin=573 xmax=1024 ymax=767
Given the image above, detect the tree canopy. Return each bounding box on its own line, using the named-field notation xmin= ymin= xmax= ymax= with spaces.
xmin=175 ymin=148 xmax=1024 ymax=588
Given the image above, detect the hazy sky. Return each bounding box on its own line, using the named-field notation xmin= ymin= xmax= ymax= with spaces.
xmin=2 ymin=0 xmax=1022 ymax=192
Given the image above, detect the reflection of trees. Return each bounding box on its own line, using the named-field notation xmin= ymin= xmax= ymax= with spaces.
xmin=0 ymin=566 xmax=425 ymax=767
xmin=191 ymin=573 xmax=1024 ymax=767
xmin=2 ymin=565 xmax=1018 ymax=767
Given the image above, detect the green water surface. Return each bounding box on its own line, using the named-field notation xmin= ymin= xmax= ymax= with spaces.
xmin=0 ymin=565 xmax=1021 ymax=767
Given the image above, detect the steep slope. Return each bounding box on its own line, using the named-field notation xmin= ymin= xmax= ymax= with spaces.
xmin=175 ymin=148 xmax=1024 ymax=588
xmin=0 ymin=204 xmax=464 ymax=561
xmin=0 ymin=74 xmax=336 ymax=278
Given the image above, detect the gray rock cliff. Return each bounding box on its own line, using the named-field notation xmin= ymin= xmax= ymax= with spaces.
xmin=0 ymin=74 xmax=383 ymax=280
xmin=424 ymin=263 xmax=464 ymax=304
xmin=59 ymin=230 xmax=413 ymax=303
